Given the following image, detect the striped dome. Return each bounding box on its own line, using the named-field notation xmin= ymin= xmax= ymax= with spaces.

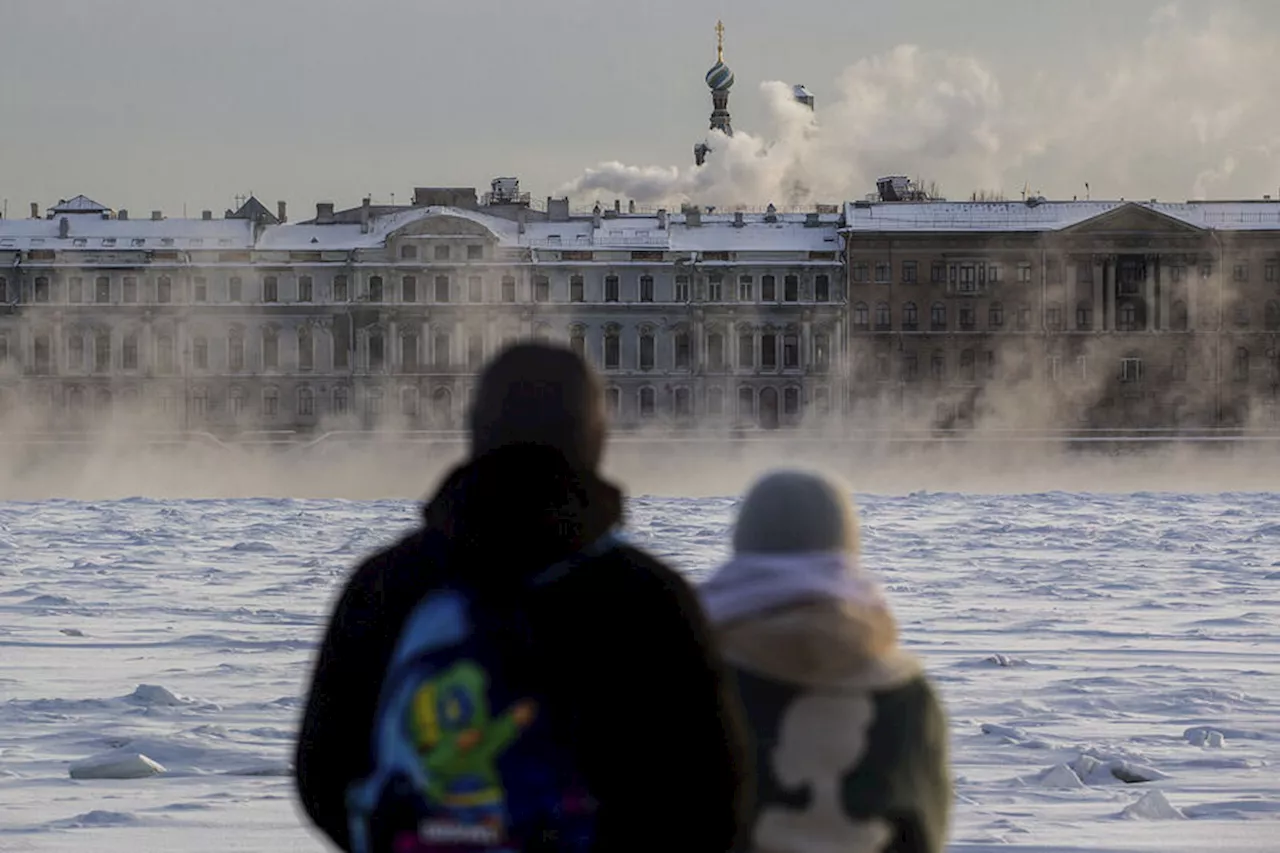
xmin=705 ymin=61 xmax=734 ymax=91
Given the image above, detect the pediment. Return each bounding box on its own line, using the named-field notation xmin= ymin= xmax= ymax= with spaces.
xmin=1063 ymin=203 xmax=1203 ymax=235
xmin=391 ymin=213 xmax=501 ymax=241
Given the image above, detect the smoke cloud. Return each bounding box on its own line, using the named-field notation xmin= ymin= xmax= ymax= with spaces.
xmin=560 ymin=4 xmax=1280 ymax=207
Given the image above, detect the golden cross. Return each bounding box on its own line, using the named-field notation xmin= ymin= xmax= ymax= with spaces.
xmin=716 ymin=20 xmax=724 ymax=62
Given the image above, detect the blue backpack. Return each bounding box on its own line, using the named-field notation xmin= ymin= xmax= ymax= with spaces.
xmin=345 ymin=532 xmax=620 ymax=853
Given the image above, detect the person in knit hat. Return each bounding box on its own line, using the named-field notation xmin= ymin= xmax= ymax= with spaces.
xmin=701 ymin=469 xmax=952 ymax=853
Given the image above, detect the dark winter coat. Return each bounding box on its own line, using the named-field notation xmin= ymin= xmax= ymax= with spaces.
xmin=295 ymin=444 xmax=752 ymax=852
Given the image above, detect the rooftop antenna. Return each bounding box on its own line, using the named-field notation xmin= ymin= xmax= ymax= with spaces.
xmin=716 ymin=18 xmax=725 ymax=62
xmin=1084 ymin=182 xmax=1090 ymax=201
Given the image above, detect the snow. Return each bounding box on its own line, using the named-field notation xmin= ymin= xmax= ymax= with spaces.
xmin=843 ymin=199 xmax=1280 ymax=233
xmin=1 ymin=491 xmax=1278 ymax=851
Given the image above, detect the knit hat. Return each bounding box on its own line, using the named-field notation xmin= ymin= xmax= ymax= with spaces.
xmin=731 ymin=469 xmax=860 ymax=555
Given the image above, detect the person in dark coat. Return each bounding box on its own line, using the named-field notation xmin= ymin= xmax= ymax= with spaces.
xmin=700 ymin=469 xmax=952 ymax=853
xmin=295 ymin=342 xmax=752 ymax=852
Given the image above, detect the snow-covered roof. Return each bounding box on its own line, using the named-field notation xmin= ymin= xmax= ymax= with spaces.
xmin=842 ymin=199 xmax=1280 ymax=233
xmin=0 ymin=217 xmax=253 ymax=250
xmin=50 ymin=194 xmax=109 ymax=214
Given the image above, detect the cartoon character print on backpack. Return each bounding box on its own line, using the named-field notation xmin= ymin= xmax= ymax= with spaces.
xmin=406 ymin=661 xmax=537 ymax=834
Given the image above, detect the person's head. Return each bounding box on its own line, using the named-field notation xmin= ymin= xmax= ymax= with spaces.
xmin=468 ymin=341 xmax=607 ymax=470
xmin=731 ymin=468 xmax=859 ymax=555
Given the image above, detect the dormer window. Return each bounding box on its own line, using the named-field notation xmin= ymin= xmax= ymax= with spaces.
xmin=160 ymin=238 xmax=174 ymax=246
xmin=190 ymin=238 xmax=203 ymax=246
xmin=101 ymin=238 xmax=116 ymax=246
xmin=72 ymin=238 xmax=87 ymax=247
xmin=131 ymin=238 xmax=146 ymax=247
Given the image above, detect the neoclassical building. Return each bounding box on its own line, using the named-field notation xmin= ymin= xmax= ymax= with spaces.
xmin=0 ymin=185 xmax=846 ymax=433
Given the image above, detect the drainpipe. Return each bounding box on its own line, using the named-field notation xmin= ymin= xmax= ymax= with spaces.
xmin=1212 ymin=230 xmax=1224 ymax=427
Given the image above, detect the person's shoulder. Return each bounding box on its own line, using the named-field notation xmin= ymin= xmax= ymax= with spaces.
xmin=605 ymin=541 xmax=694 ymax=591
xmin=342 ymin=525 xmax=444 ymax=602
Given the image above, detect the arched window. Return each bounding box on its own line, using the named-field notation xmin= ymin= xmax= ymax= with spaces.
xmin=94 ymin=331 xmax=111 ymax=372
xmin=229 ymin=386 xmax=246 ymax=417
xmin=638 ymin=329 xmax=655 ymax=370
xmin=930 ymin=302 xmax=947 ymax=330
xmin=853 ymin=302 xmax=869 ymax=329
xmin=156 ymin=275 xmax=172 ymax=304
xmin=931 ymin=350 xmax=946 ymax=381
xmin=783 ymin=387 xmax=800 ymax=416
xmin=988 ymin=301 xmax=1004 ymax=328
xmin=674 ymin=330 xmax=691 ymax=370
xmin=738 ymin=329 xmax=755 ymax=368
xmin=367 ymin=330 xmax=384 ymax=371
xmin=33 ymin=334 xmax=51 ymax=374
xmin=297 ymin=386 xmax=315 ymax=417
xmin=603 ymin=328 xmax=620 ymax=370
xmin=433 ymin=332 xmax=451 ymax=367
xmin=262 ymin=387 xmax=279 ymax=417
xmin=638 ymin=387 xmax=656 ymax=418
xmin=759 ymin=387 xmax=780 ymax=429
xmin=568 ymin=325 xmax=586 ymax=359
xmin=959 ymin=349 xmax=976 ymax=382
xmin=368 ymin=276 xmax=384 ymax=302
xmin=875 ymin=302 xmax=891 ymax=330
xmin=262 ymin=327 xmax=279 ymax=369
xmin=156 ymin=334 xmax=175 ymax=374
xmin=122 ymin=333 xmax=139 ymax=370
xmin=902 ymin=302 xmax=918 ymax=330
xmin=298 ymin=327 xmax=313 ymax=371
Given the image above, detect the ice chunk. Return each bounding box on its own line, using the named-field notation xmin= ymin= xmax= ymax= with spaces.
xmin=1029 ymin=763 xmax=1087 ymax=788
xmin=69 ymin=752 xmax=166 ymax=780
xmin=1121 ymin=790 xmax=1185 ymax=820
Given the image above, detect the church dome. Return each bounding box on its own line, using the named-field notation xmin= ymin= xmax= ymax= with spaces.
xmin=705 ymin=60 xmax=734 ymax=91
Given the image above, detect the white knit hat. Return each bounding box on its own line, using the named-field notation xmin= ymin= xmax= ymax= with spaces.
xmin=731 ymin=469 xmax=860 ymax=555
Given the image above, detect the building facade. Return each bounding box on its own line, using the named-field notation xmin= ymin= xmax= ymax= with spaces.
xmin=0 ymin=185 xmax=846 ymax=434
xmin=842 ymin=195 xmax=1280 ymax=430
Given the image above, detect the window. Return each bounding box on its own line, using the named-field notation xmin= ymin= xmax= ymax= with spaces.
xmin=298 ymin=387 xmax=315 ymax=416
xmin=401 ymin=333 xmax=419 ymax=372
xmin=639 ymin=387 xmax=656 ymax=418
xmin=34 ymin=276 xmax=50 ymax=303
xmin=1234 ymin=262 xmax=1249 ymax=283
xmin=156 ymin=276 xmax=172 ymax=303
xmin=708 ymin=333 xmax=725 ymax=370
xmin=1234 ymin=303 xmax=1250 ymax=328
xmin=762 ymin=275 xmax=776 ymax=301
xmin=1120 ymin=355 xmax=1144 ymax=383
xmin=263 ymin=388 xmax=279 ymax=418
xmin=639 ymin=275 xmax=654 ymax=302
xmin=1016 ymin=306 xmax=1032 ymax=330
xmin=296 ymin=327 xmax=313 ymax=371
xmin=1076 ymin=301 xmax=1093 ymax=330
xmin=260 ymin=275 xmax=278 ymax=303
xmin=674 ymin=387 xmax=692 ymax=419
xmin=603 ymin=329 xmax=620 ymax=369
xmin=401 ymin=275 xmax=417 ymax=303
xmin=708 ymin=387 xmax=724 ymax=417
xmin=982 ymin=350 xmax=996 ymax=380
xmin=674 ymin=331 xmax=691 ymax=370
xmin=1170 ymin=264 xmax=1186 ymax=283
xmin=435 ymin=275 xmax=450 ymax=302
xmin=638 ymin=330 xmax=655 ymax=370
xmin=534 ymin=276 xmax=549 ymax=303
xmin=332 ymin=387 xmax=348 ymax=416
xmin=1234 ymin=347 xmax=1250 ymax=382
xmin=738 ymin=387 xmax=755 ymax=419
xmin=1017 ymin=263 xmax=1033 ymax=284
xmin=902 ymin=352 xmax=918 ymax=381
xmin=122 ymin=276 xmax=138 ymax=303
xmin=229 ymin=333 xmax=245 ymax=371
xmin=434 ymin=332 xmax=451 ymax=367
xmin=96 ymin=276 xmax=111 ymax=303
xmin=68 ymin=335 xmax=84 ymax=369
xmin=193 ymin=276 xmax=208 ymax=302
xmin=501 ymin=276 xmax=516 ymax=302
xmin=814 ymin=333 xmax=830 ymax=373
xmin=33 ymin=334 xmax=50 ymax=374
xmin=400 ymin=244 xmax=418 ymax=260
xmin=1172 ymin=348 xmax=1188 ymax=382
xmin=930 ymin=262 xmax=946 ymax=284
xmin=459 ymin=334 xmax=479 ymax=370
xmin=876 ymin=353 xmax=890 ymax=380
xmin=960 ymin=349 xmax=976 ymax=382
xmin=400 ymin=387 xmax=418 ymax=417
xmin=1047 ymin=303 xmax=1063 ymax=330
xmin=157 ymin=335 xmax=175 ymax=373
xmin=0 ymin=277 xmax=7 ymax=302
xmin=604 ymin=276 xmax=619 ymax=302
xmin=707 ymin=274 xmax=723 ymax=302
xmin=122 ymin=333 xmax=138 ymax=370
xmin=605 ymin=387 xmax=621 ymax=419
xmin=368 ymin=332 xmax=384 ymax=370
xmin=467 ymin=245 xmax=483 ymax=261
xmin=783 ymin=334 xmax=799 ymax=369
xmin=875 ymin=302 xmax=891 ymax=330
xmin=874 ymin=263 xmax=891 ymax=284
xmin=1171 ymin=301 xmax=1189 ymax=331
xmin=930 ymin=302 xmax=947 ymax=331
xmin=569 ymin=327 xmax=586 ymax=359
xmin=467 ymin=276 xmax=483 ymax=302
xmin=1267 ymin=260 xmax=1279 ymax=283
xmin=815 ymin=274 xmax=830 ymax=302
xmin=959 ymin=304 xmax=976 ymax=330
xmin=434 ymin=245 xmax=451 ymax=261
xmin=193 ymin=336 xmax=208 ymax=370
xmin=68 ymin=276 xmax=83 ymax=303
xmin=263 ymin=328 xmax=279 ymax=369
xmin=814 ymin=387 xmax=830 ymax=416
xmin=1118 ymin=302 xmax=1137 ymax=331
xmin=761 ymin=333 xmax=777 ymax=369
xmin=570 ymin=275 xmax=584 ymax=302
xmin=989 ymin=302 xmax=1004 ymax=328
xmin=332 ymin=275 xmax=347 ymax=302
xmin=675 ymin=275 xmax=690 ymax=302
xmin=738 ymin=331 xmax=754 ymax=368
xmin=367 ymin=276 xmax=383 ymax=303
xmin=784 ymin=275 xmax=799 ymax=302
xmin=738 ymin=275 xmax=753 ymax=302
xmin=902 ymin=262 xmax=918 ymax=284
xmin=988 ymin=265 xmax=1001 ymax=284
xmin=191 ymin=388 xmax=208 ymax=419
xmin=1266 ymin=300 xmax=1280 ymax=332
xmin=783 ymin=387 xmax=800 ymax=416
xmin=902 ymin=302 xmax=918 ymax=331
xmin=931 ymin=351 xmax=946 ymax=381
xmin=853 ymin=302 xmax=869 ymax=329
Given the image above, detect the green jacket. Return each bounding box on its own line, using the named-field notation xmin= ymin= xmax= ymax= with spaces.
xmin=719 ymin=601 xmax=952 ymax=853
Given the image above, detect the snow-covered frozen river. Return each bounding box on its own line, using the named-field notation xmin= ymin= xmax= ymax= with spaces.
xmin=1 ymin=492 xmax=1277 ymax=852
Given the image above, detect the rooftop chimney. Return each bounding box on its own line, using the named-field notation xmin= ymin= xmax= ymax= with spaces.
xmin=30 ymin=202 xmax=38 ymax=219
xmin=360 ymin=196 xmax=371 ymax=234
xmin=58 ymin=217 xmax=70 ymax=238
xmin=614 ymin=199 xmax=621 ymax=214
xmin=316 ymin=202 xmax=335 ymax=224
xmin=733 ymin=211 xmax=745 ymax=228
xmin=656 ymin=209 xmax=668 ymax=230
xmin=118 ymin=209 xmax=129 ymax=221
xmin=628 ymin=199 xmax=636 ymax=214
xmin=277 ymin=200 xmax=287 ymax=223
xmin=202 ymin=210 xmax=212 ymax=220
xmin=592 ymin=203 xmax=602 ymax=229
xmin=683 ymin=204 xmax=702 ymax=227
xmin=151 ymin=210 xmax=163 ymax=221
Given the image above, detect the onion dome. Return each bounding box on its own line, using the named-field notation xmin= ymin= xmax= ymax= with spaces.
xmin=706 ymin=60 xmax=734 ymax=91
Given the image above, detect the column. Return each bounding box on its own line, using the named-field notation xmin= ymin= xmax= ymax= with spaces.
xmin=1158 ymin=257 xmax=1171 ymax=332
xmin=1066 ymin=260 xmax=1078 ymax=330
xmin=421 ymin=319 xmax=431 ymax=370
xmin=1093 ymin=259 xmax=1105 ymax=331
xmin=388 ymin=319 xmax=398 ymax=372
xmin=1152 ymin=253 xmax=1162 ymax=330
xmin=1104 ymin=257 xmax=1117 ymax=332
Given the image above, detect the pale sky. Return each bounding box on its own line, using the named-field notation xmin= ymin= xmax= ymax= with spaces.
xmin=4 ymin=0 xmax=1280 ymax=217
